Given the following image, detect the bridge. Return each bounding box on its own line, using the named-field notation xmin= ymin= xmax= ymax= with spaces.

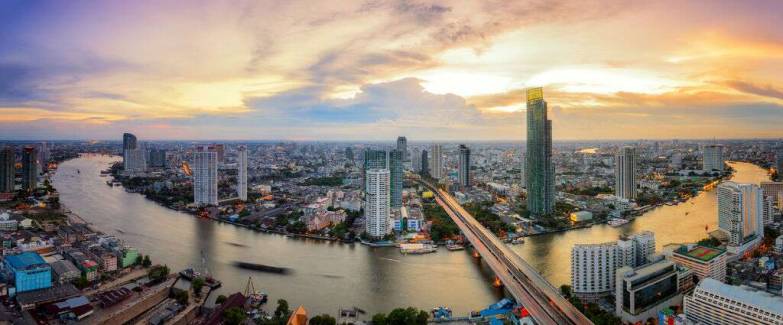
xmin=417 ymin=179 xmax=592 ymax=325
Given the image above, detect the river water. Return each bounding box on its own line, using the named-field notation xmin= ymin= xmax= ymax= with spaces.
xmin=52 ymin=155 xmax=769 ymax=316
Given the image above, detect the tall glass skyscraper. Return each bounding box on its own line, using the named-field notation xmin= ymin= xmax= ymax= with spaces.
xmin=525 ymin=87 xmax=554 ymax=216
xmin=362 ymin=149 xmax=387 ymax=191
xmin=0 ymin=146 xmax=14 ymax=193
xmin=458 ymin=144 xmax=470 ymax=188
xmin=389 ymin=149 xmax=403 ymax=208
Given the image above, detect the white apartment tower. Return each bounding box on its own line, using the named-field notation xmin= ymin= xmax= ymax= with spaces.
xmin=193 ymin=146 xmax=218 ymax=206
xmin=702 ymin=144 xmax=724 ymax=171
xmin=684 ymin=278 xmax=783 ymax=325
xmin=365 ymin=169 xmax=391 ymax=238
xmin=614 ymin=146 xmax=637 ymax=200
xmin=237 ymin=145 xmax=247 ymax=201
xmin=718 ymin=181 xmax=764 ymax=255
xmin=430 ymin=143 xmax=443 ymax=180
xmin=571 ymin=242 xmax=620 ymax=300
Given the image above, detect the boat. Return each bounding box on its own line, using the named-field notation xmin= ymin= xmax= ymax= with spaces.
xmin=400 ymin=243 xmax=436 ymax=254
xmin=179 ymin=268 xmax=201 ymax=280
xmin=244 ymin=277 xmax=268 ymax=307
xmin=607 ymin=218 xmax=630 ymax=227
xmin=685 ymin=212 xmax=690 ymax=216
xmin=431 ymin=307 xmax=452 ymax=321
xmin=446 ymin=244 xmax=465 ymax=251
xmin=511 ymin=237 xmax=524 ymax=245
xmin=234 ymin=261 xmax=290 ymax=274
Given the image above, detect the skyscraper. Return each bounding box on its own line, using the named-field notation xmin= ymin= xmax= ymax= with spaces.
xmin=209 ymin=144 xmax=225 ymax=163
xmin=365 ymin=169 xmax=390 ymax=239
xmin=702 ymin=144 xmax=724 ymax=172
xmin=237 ymin=145 xmax=247 ymax=201
xmin=363 ymin=149 xmax=387 ymax=191
xmin=0 ymin=146 xmax=14 ymax=193
xmin=122 ymin=132 xmax=138 ymax=170
xmin=411 ymin=149 xmax=422 ymax=172
xmin=717 ymin=181 xmax=764 ymax=255
xmin=389 ymin=149 xmax=403 ymax=208
xmin=776 ymin=149 xmax=783 ymax=174
xmin=458 ymin=144 xmax=470 ymax=188
xmin=525 ymin=87 xmax=554 ymax=216
xmin=420 ymin=149 xmax=429 ymax=177
xmin=148 ymin=149 xmax=167 ymax=168
xmin=22 ymin=146 xmax=38 ymax=191
xmin=193 ymin=146 xmax=218 ymax=206
xmin=396 ymin=136 xmax=407 ymax=161
xmin=614 ymin=146 xmax=637 ymax=200
xmin=345 ymin=147 xmax=354 ymax=164
xmin=430 ymin=143 xmax=442 ymax=180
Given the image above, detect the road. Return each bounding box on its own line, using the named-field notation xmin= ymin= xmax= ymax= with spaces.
xmin=419 ymin=180 xmax=592 ymax=325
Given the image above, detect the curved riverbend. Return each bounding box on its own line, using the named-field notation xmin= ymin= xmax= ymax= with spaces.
xmin=53 ymin=155 xmax=769 ymax=315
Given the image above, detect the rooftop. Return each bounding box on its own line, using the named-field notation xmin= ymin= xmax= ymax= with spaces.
xmin=4 ymin=252 xmax=48 ymax=270
xmin=675 ymin=245 xmax=724 ymax=262
xmin=699 ymin=278 xmax=783 ymax=314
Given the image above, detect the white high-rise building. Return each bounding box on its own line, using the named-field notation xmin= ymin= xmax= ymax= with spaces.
xmin=718 ymin=181 xmax=764 ymax=255
xmin=237 ymin=145 xmax=247 ymax=201
xmin=411 ymin=149 xmax=422 ymax=172
xmin=193 ymin=146 xmax=218 ymax=206
xmin=430 ymin=143 xmax=443 ymax=180
xmin=630 ymin=231 xmax=656 ymax=266
xmin=702 ymin=144 xmax=724 ymax=171
xmin=124 ymin=144 xmax=147 ymax=173
xmin=365 ymin=169 xmax=391 ymax=239
xmin=571 ymin=242 xmax=620 ymax=300
xmin=684 ymin=278 xmax=783 ymax=325
xmin=614 ymin=146 xmax=637 ymax=200
xmin=763 ymin=195 xmax=775 ymax=226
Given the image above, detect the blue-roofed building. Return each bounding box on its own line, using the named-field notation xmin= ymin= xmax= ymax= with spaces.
xmin=3 ymin=252 xmax=52 ymax=293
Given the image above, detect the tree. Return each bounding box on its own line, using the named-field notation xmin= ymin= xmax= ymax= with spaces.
xmin=274 ymin=299 xmax=291 ymax=319
xmin=135 ymin=254 xmax=143 ymax=265
xmin=371 ymin=313 xmax=387 ymax=325
xmin=142 ymin=255 xmax=152 ymax=267
xmin=191 ymin=277 xmax=205 ymax=296
xmin=224 ymin=306 xmax=247 ymax=325
xmin=386 ymin=307 xmax=426 ymax=325
xmin=72 ymin=275 xmax=90 ymax=289
xmin=215 ymin=294 xmax=227 ymax=305
xmin=560 ymin=284 xmax=572 ymax=298
xmin=308 ymin=314 xmax=337 ymax=325
xmin=172 ymin=289 xmax=189 ymax=305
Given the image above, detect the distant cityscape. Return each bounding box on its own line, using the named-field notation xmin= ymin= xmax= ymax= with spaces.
xmin=0 ymin=88 xmax=782 ymax=324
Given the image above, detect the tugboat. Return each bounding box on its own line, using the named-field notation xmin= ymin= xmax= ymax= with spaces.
xmin=431 ymin=306 xmax=452 ymax=321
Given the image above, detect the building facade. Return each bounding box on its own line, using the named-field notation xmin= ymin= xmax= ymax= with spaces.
xmin=0 ymin=146 xmax=14 ymax=193
xmin=717 ymin=181 xmax=764 ymax=255
xmin=396 ymin=136 xmax=407 ymax=161
xmin=702 ymin=144 xmax=724 ymax=171
xmin=525 ymin=87 xmax=555 ymax=216
xmin=614 ymin=146 xmax=637 ymax=200
xmin=21 ymin=147 xmax=38 ymax=191
xmin=4 ymin=252 xmax=52 ymax=293
xmin=684 ymin=278 xmax=783 ymax=325
xmin=193 ymin=146 xmax=218 ymax=206
xmin=363 ymin=149 xmax=387 ymax=191
xmin=458 ymin=144 xmax=470 ymax=189
xmin=420 ymin=149 xmax=429 ymax=177
xmin=365 ymin=169 xmax=391 ymax=239
xmin=237 ymin=145 xmax=247 ymax=201
xmin=615 ymin=259 xmax=681 ymax=324
xmin=571 ymin=242 xmax=620 ymax=300
xmin=389 ymin=149 xmax=403 ymax=208
xmin=430 ymin=144 xmax=443 ymax=180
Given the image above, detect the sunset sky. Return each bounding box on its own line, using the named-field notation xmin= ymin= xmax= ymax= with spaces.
xmin=1 ymin=0 xmax=782 ymax=141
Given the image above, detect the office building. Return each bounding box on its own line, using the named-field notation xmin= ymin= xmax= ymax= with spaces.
xmin=458 ymin=144 xmax=470 ymax=188
xmin=614 ymin=146 xmax=637 ymax=200
xmin=615 ymin=259 xmax=681 ymax=324
xmin=363 ymin=149 xmax=387 ymax=191
xmin=571 ymin=242 xmax=620 ymax=300
xmin=0 ymin=146 xmax=14 ymax=193
xmin=389 ymin=149 xmax=403 ymax=208
xmin=525 ymin=87 xmax=555 ymax=216
xmin=148 ymin=149 xmax=167 ymax=168
xmin=365 ymin=169 xmax=391 ymax=239
xmin=718 ymin=181 xmax=764 ymax=255
xmin=193 ymin=146 xmax=218 ymax=206
xmin=420 ymin=149 xmax=429 ymax=177
xmin=684 ymin=278 xmax=783 ymax=325
xmin=396 ymin=136 xmax=407 ymax=161
xmin=670 ymin=244 xmax=727 ymax=282
xmin=21 ymin=146 xmax=38 ymax=191
xmin=430 ymin=144 xmax=443 ymax=180
xmin=3 ymin=252 xmax=52 ymax=293
xmin=702 ymin=144 xmax=724 ymax=172
xmin=237 ymin=145 xmax=247 ymax=201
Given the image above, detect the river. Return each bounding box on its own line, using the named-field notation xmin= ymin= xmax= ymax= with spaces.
xmin=52 ymin=155 xmax=769 ymax=316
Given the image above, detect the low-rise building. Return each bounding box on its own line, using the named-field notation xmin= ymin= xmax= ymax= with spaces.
xmin=684 ymin=278 xmax=783 ymax=325
xmin=615 ymin=258 xmax=682 ymax=324
xmin=51 ymin=260 xmax=80 ymax=284
xmin=3 ymin=252 xmax=52 ymax=293
xmin=670 ymin=244 xmax=726 ymax=282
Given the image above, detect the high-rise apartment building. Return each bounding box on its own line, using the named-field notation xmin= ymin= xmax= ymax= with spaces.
xmin=525 ymin=87 xmax=554 ymax=216
xmin=717 ymin=181 xmax=764 ymax=255
xmin=389 ymin=149 xmax=403 ymax=208
xmin=458 ymin=144 xmax=470 ymax=189
xmin=411 ymin=149 xmax=422 ymax=172
xmin=193 ymin=146 xmax=218 ymax=206
xmin=237 ymin=145 xmax=247 ymax=201
xmin=420 ymin=149 xmax=429 ymax=177
xmin=684 ymin=278 xmax=783 ymax=325
xmin=430 ymin=144 xmax=443 ymax=180
xmin=571 ymin=242 xmax=620 ymax=300
xmin=614 ymin=146 xmax=637 ymax=200
xmin=22 ymin=147 xmax=38 ymax=191
xmin=365 ymin=169 xmax=391 ymax=239
xmin=702 ymin=144 xmax=724 ymax=171
xmin=396 ymin=136 xmax=407 ymax=161
xmin=0 ymin=146 xmax=14 ymax=193
xmin=363 ymin=149 xmax=387 ymax=191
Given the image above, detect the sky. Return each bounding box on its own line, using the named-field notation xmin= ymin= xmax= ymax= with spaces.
xmin=1 ymin=0 xmax=782 ymax=141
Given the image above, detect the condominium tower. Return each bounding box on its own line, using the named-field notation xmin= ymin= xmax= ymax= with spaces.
xmin=430 ymin=144 xmax=443 ymax=180
xmin=717 ymin=181 xmax=764 ymax=255
xmin=458 ymin=144 xmax=470 ymax=188
xmin=614 ymin=146 xmax=637 ymax=200
xmin=702 ymin=144 xmax=724 ymax=171
xmin=237 ymin=145 xmax=247 ymax=201
xmin=365 ymin=169 xmax=391 ymax=238
xmin=193 ymin=146 xmax=218 ymax=206
xmin=525 ymin=87 xmax=555 ymax=216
